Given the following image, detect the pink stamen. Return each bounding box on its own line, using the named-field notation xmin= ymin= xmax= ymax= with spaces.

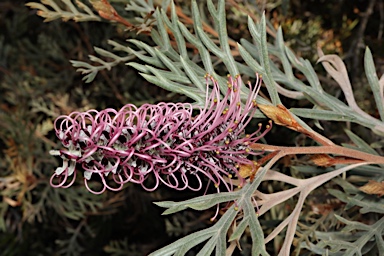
xmin=50 ymin=74 xmax=270 ymax=194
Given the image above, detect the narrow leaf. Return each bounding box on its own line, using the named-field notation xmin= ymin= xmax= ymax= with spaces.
xmin=344 ymin=129 xmax=380 ymax=156
xmin=259 ymin=14 xmax=281 ymax=105
xmin=291 ymin=108 xmax=355 ymax=122
xmin=364 ymin=47 xmax=384 ymax=121
xmin=228 ymin=217 xmax=249 ymax=241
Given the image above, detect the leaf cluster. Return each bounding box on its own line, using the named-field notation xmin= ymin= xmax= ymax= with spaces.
xmin=2 ymin=0 xmax=384 ymax=255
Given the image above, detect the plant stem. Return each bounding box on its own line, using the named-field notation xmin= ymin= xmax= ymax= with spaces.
xmin=251 ymin=143 xmax=384 ymax=165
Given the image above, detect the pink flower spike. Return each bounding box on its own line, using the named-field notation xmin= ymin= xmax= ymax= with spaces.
xmin=50 ymin=74 xmax=270 ymax=194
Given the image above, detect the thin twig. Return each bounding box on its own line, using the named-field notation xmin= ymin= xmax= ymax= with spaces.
xmin=378 ymin=0 xmax=384 ymax=39
xmin=258 ymin=163 xmax=371 ymax=255
xmin=347 ymin=0 xmax=376 ymax=77
xmin=251 ymin=143 xmax=384 ymax=164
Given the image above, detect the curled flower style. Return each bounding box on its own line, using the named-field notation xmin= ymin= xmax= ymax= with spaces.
xmin=50 ymin=74 xmax=271 ymax=194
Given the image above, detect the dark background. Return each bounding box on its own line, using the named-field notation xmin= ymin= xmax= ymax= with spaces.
xmin=0 ymin=0 xmax=383 ymax=255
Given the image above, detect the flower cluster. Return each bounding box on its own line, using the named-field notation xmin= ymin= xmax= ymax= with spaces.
xmin=50 ymin=74 xmax=270 ymax=194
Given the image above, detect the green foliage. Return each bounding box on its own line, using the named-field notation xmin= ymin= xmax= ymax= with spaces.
xmin=299 ymin=177 xmax=384 ymax=255
xmin=25 ymin=0 xmax=101 ymax=22
xmin=104 ymin=238 xmax=142 ymax=256
xmin=2 ymin=0 xmax=384 ymax=255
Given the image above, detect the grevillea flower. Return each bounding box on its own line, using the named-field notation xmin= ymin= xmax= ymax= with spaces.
xmin=50 ymin=74 xmax=271 ymax=194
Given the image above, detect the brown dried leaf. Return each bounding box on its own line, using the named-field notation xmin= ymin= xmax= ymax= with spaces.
xmin=258 ymin=104 xmax=294 ymax=127
xmin=257 ymin=104 xmax=308 ymax=136
xmin=311 ymin=154 xmax=334 ymax=167
xmin=89 ymin=0 xmax=117 ymax=20
xmin=89 ymin=0 xmax=133 ymax=28
xmin=359 ymin=180 xmax=384 ymax=197
xmin=238 ymin=164 xmax=254 ymax=179
xmin=238 ymin=161 xmax=261 ymax=180
xmin=4 ymin=196 xmax=20 ymax=207
xmin=311 ymin=154 xmax=363 ymax=167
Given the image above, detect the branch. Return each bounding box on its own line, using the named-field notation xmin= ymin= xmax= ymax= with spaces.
xmin=251 ymin=143 xmax=384 ymax=165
